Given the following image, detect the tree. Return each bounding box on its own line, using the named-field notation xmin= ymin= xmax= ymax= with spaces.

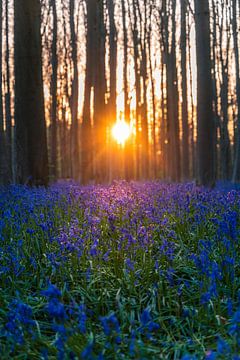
xmin=94 ymin=0 xmax=107 ymax=182
xmin=195 ymin=0 xmax=215 ymax=186
xmin=181 ymin=0 xmax=189 ymax=180
xmin=232 ymin=0 xmax=240 ymax=182
xmin=14 ymin=0 xmax=49 ymax=185
xmin=161 ymin=0 xmax=181 ymax=182
xmin=5 ymin=0 xmax=12 ymax=182
xmin=81 ymin=0 xmax=95 ymax=184
xmin=50 ymin=0 xmax=58 ymax=179
xmin=107 ymin=0 xmax=117 ymax=181
xmin=121 ymin=0 xmax=132 ymax=180
xmin=218 ymin=0 xmax=231 ymax=180
xmin=0 ymin=0 xmax=5 ymax=184
xmin=70 ymin=0 xmax=80 ymax=180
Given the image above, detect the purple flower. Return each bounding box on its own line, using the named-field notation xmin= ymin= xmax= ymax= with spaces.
xmin=46 ymin=299 xmax=67 ymax=321
xmin=41 ymin=284 xmax=62 ymax=299
xmin=100 ymin=313 xmax=121 ymax=338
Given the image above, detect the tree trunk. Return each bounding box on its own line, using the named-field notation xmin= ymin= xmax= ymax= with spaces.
xmin=82 ymin=0 xmax=95 ymax=184
xmin=232 ymin=0 xmax=240 ymax=182
xmin=70 ymin=0 xmax=80 ymax=180
xmin=5 ymin=0 xmax=12 ymax=182
xmin=107 ymin=0 xmax=117 ymax=181
xmin=195 ymin=0 xmax=215 ymax=187
xmin=148 ymin=23 xmax=157 ymax=178
xmin=14 ymin=0 xmax=49 ymax=185
xmin=132 ymin=0 xmax=141 ymax=179
xmin=50 ymin=0 xmax=58 ymax=179
xmin=140 ymin=2 xmax=149 ymax=179
xmin=181 ymin=0 xmax=189 ymax=180
xmin=165 ymin=0 xmax=180 ymax=182
xmin=94 ymin=0 xmax=107 ymax=183
xmin=0 ymin=0 xmax=5 ymax=184
xmin=122 ymin=0 xmax=132 ymax=180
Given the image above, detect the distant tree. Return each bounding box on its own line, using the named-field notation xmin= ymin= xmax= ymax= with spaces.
xmin=0 ymin=0 xmax=5 ymax=184
xmin=107 ymin=0 xmax=117 ymax=181
xmin=181 ymin=0 xmax=189 ymax=180
xmin=107 ymin=0 xmax=117 ymax=125
xmin=130 ymin=0 xmax=141 ymax=179
xmin=14 ymin=0 xmax=49 ymax=185
xmin=162 ymin=0 xmax=181 ymax=182
xmin=232 ymin=0 xmax=240 ymax=182
xmin=50 ymin=0 xmax=58 ymax=179
xmin=148 ymin=1 xmax=157 ymax=178
xmin=94 ymin=0 xmax=107 ymax=183
xmin=70 ymin=0 xmax=80 ymax=180
xmin=81 ymin=0 xmax=95 ymax=184
xmin=121 ymin=0 xmax=132 ymax=180
xmin=5 ymin=0 xmax=12 ymax=182
xmin=195 ymin=0 xmax=215 ymax=187
xmin=139 ymin=0 xmax=149 ymax=179
xmin=218 ymin=0 xmax=231 ymax=180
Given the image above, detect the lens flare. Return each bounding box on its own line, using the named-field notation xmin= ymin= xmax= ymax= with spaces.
xmin=112 ymin=120 xmax=131 ymax=145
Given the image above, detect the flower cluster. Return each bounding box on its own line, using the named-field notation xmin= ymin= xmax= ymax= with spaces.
xmin=0 ymin=181 xmax=239 ymax=358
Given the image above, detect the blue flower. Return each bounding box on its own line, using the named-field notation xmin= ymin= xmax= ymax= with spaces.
xmin=100 ymin=313 xmax=120 ymax=338
xmin=41 ymin=284 xmax=62 ymax=299
xmin=78 ymin=304 xmax=87 ymax=334
xmin=46 ymin=299 xmax=67 ymax=321
xmin=4 ymin=299 xmax=35 ymax=345
xmin=81 ymin=341 xmax=94 ymax=359
xmin=229 ymin=308 xmax=240 ymax=346
xmin=217 ymin=337 xmax=230 ymax=355
xmin=140 ymin=308 xmax=160 ymax=336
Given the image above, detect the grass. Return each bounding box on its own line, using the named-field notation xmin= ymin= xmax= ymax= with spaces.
xmin=0 ymin=181 xmax=239 ymax=359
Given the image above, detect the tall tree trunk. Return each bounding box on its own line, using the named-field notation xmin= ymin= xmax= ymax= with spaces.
xmin=0 ymin=0 xmax=5 ymax=184
xmin=107 ymin=0 xmax=117 ymax=181
xmin=14 ymin=0 xmax=49 ymax=185
xmin=94 ymin=0 xmax=107 ymax=183
xmin=82 ymin=0 xmax=95 ymax=184
xmin=187 ymin=10 xmax=196 ymax=179
xmin=148 ymin=22 xmax=157 ymax=178
xmin=5 ymin=0 xmax=12 ymax=182
xmin=211 ymin=0 xmax=220 ymax=181
xmin=132 ymin=0 xmax=141 ymax=179
xmin=181 ymin=0 xmax=189 ymax=180
xmin=70 ymin=0 xmax=80 ymax=180
xmin=232 ymin=0 xmax=240 ymax=182
xmin=122 ymin=0 xmax=132 ymax=180
xmin=108 ymin=0 xmax=117 ymax=122
xmin=165 ymin=0 xmax=180 ymax=181
xmin=139 ymin=1 xmax=149 ymax=179
xmin=50 ymin=0 xmax=58 ymax=179
xmin=195 ymin=0 xmax=215 ymax=187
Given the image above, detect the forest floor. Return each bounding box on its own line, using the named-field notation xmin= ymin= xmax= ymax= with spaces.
xmin=0 ymin=181 xmax=239 ymax=359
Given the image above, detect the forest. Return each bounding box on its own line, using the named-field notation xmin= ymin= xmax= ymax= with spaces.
xmin=0 ymin=0 xmax=239 ymax=186
xmin=0 ymin=1 xmax=240 ymax=359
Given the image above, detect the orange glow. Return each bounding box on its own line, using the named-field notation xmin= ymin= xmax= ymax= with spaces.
xmin=112 ymin=120 xmax=131 ymax=145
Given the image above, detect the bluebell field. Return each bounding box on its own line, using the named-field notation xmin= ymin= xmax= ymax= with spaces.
xmin=0 ymin=181 xmax=240 ymax=359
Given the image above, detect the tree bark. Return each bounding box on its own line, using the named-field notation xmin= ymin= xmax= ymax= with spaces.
xmin=0 ymin=0 xmax=5 ymax=184
xmin=232 ymin=0 xmax=240 ymax=182
xmin=82 ymin=0 xmax=95 ymax=184
xmin=50 ymin=0 xmax=58 ymax=179
xmin=181 ymin=0 xmax=189 ymax=180
xmin=14 ymin=0 xmax=49 ymax=185
xmin=70 ymin=0 xmax=80 ymax=180
xmin=195 ymin=0 xmax=215 ymax=187
xmin=107 ymin=0 xmax=117 ymax=181
xmin=94 ymin=0 xmax=107 ymax=183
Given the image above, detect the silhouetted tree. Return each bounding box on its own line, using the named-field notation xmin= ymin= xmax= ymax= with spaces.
xmin=195 ymin=0 xmax=215 ymax=186
xmin=14 ymin=0 xmax=49 ymax=185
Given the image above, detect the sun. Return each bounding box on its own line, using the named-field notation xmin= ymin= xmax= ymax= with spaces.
xmin=112 ymin=120 xmax=131 ymax=145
